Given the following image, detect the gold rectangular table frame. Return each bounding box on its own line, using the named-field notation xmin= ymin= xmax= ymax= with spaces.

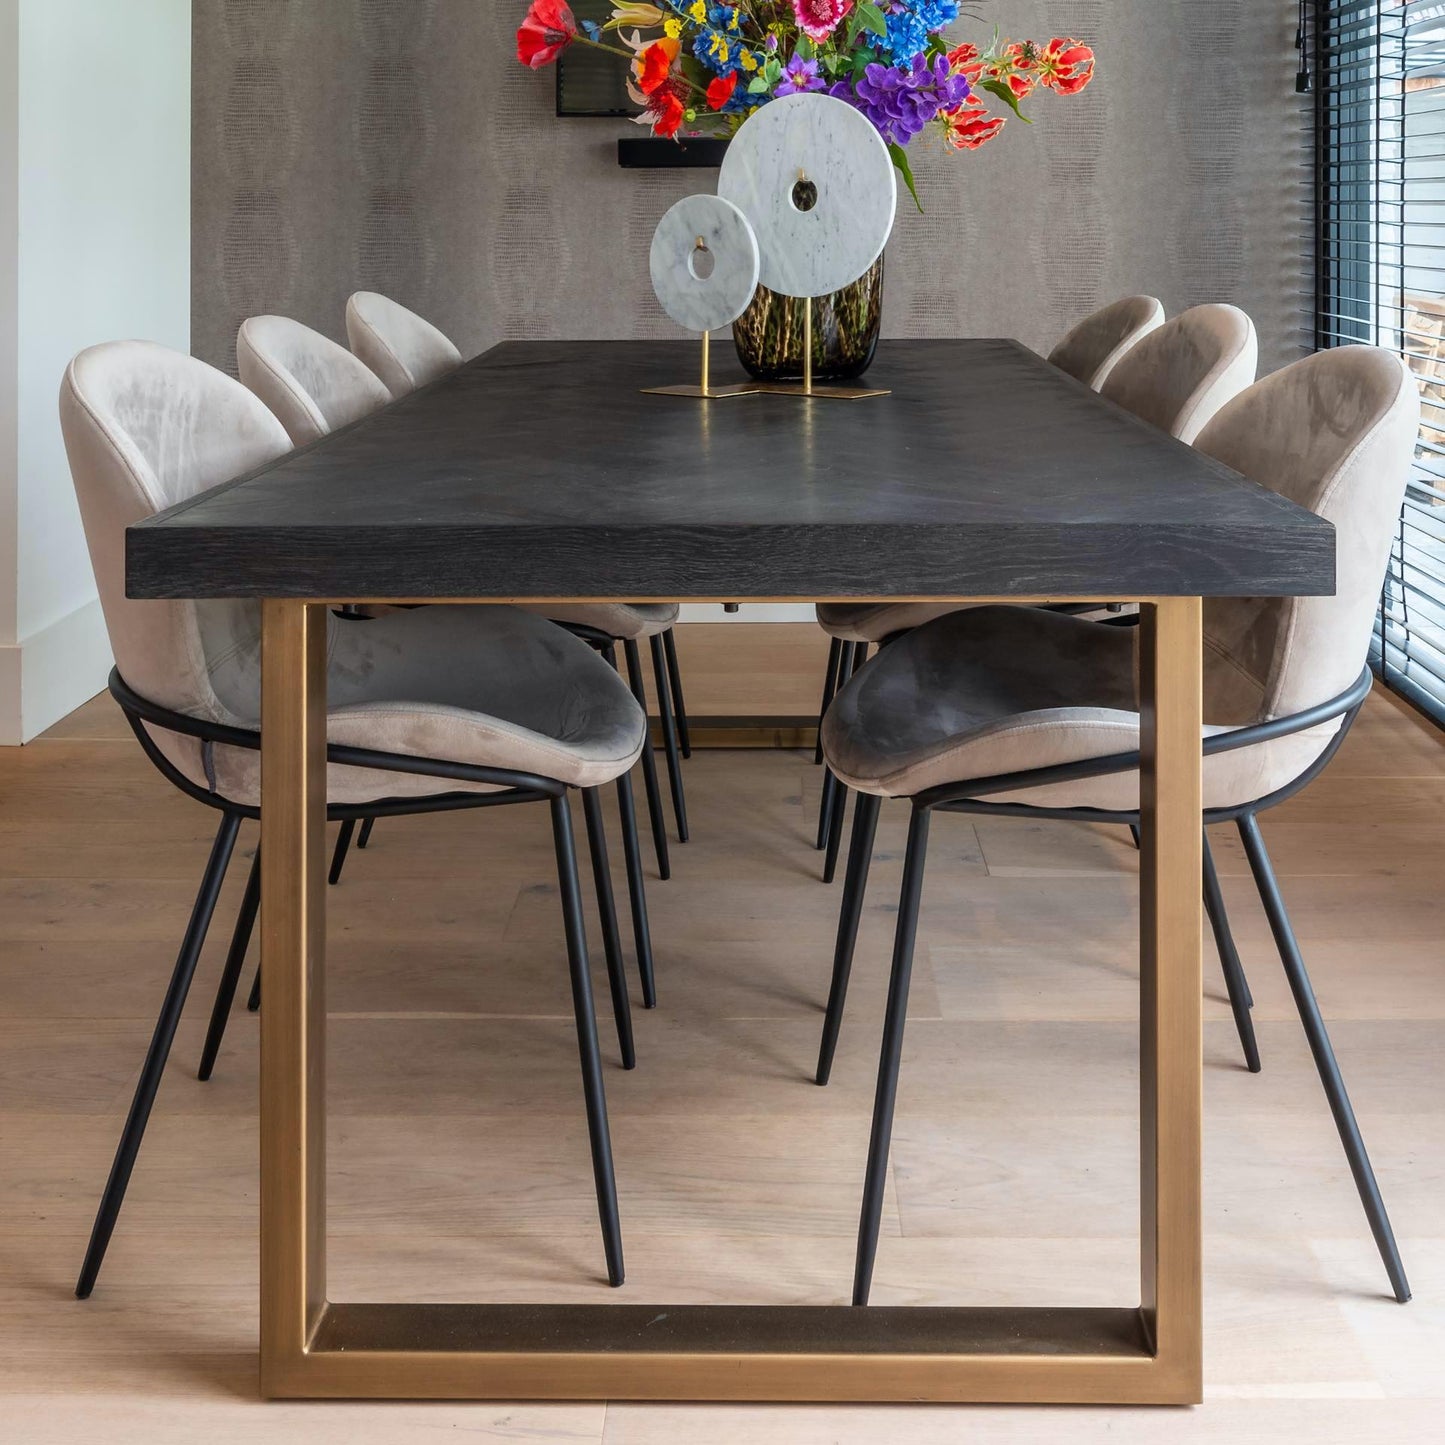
xmin=259 ymin=595 xmax=1203 ymax=1404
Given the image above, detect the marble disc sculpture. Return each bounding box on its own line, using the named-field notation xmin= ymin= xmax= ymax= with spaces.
xmin=717 ymin=91 xmax=897 ymax=299
xmin=649 ymin=193 xmax=762 ymax=334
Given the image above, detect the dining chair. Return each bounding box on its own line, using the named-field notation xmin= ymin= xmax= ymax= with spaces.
xmin=810 ymin=303 xmax=1260 ymax=885
xmin=812 ymin=344 xmax=1417 ymax=1307
xmin=1046 ymin=294 xmax=1166 ymax=390
xmin=345 ymin=290 xmax=464 ymax=399
xmin=344 ymin=290 xmax=695 ymax=878
xmin=62 ymin=340 xmax=651 ymax=1296
xmin=237 ymin=313 xmax=392 ymax=446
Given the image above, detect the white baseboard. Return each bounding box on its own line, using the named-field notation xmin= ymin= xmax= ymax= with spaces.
xmin=0 ymin=596 xmax=113 ymax=744
xmin=677 ymin=604 xmax=815 ymax=623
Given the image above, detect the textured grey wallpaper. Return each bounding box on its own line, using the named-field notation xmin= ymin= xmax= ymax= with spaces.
xmin=193 ymin=1 xmax=1309 ymax=376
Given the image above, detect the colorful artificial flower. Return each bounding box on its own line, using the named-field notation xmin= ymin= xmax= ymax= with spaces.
xmin=832 ymin=54 xmax=970 ymax=146
xmin=776 ymin=54 xmax=825 ymax=96
xmin=1038 ymin=37 xmax=1095 ymax=96
xmin=941 ymin=95 xmax=1005 ymax=151
xmin=517 ymin=0 xmax=577 ymax=69
xmin=517 ymin=1 xmax=1099 ymax=201
xmin=791 ymin=0 xmax=854 ymax=44
xmin=637 ymin=36 xmax=680 ymax=94
xmin=707 ymin=70 xmax=739 ymax=109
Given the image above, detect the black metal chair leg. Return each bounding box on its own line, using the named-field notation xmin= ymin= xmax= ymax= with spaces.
xmin=614 ymin=767 xmax=657 ymax=1009
xmin=1237 ymin=814 xmax=1410 ymax=1303
xmin=817 ymin=792 xmax=882 ymax=1085
xmin=817 ymin=642 xmax=860 ymax=852
xmin=854 ymin=805 xmax=931 ymax=1307
xmin=246 ymin=962 xmax=261 ymax=1013
xmin=650 ymin=633 xmax=690 ymax=843
xmin=583 ymin=787 xmax=636 ymax=1070
xmin=1129 ymin=823 xmax=1142 ymax=850
xmin=823 ymin=779 xmax=851 ymax=885
xmin=550 ymin=794 xmax=625 ymax=1288
xmin=815 ymin=637 xmax=843 ymax=766
xmin=623 ymin=637 xmax=671 ymax=881
xmin=76 ymin=812 xmax=242 ymax=1299
xmin=1202 ymin=832 xmax=1261 ymax=1074
xmin=328 ymin=819 xmax=356 ymax=886
xmin=662 ymin=627 xmax=691 ymax=760
xmin=358 ymin=817 xmax=376 ymax=849
xmin=198 ymin=845 xmax=261 ymax=1081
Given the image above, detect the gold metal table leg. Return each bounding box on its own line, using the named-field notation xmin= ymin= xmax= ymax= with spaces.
xmin=257 ymin=595 xmax=1203 ymax=1404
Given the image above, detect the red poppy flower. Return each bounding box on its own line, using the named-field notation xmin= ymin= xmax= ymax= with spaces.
xmin=517 ymin=0 xmax=577 ymax=69
xmin=1038 ymin=37 xmax=1095 ymax=96
xmin=941 ymin=97 xmax=1005 ymax=152
xmin=651 ymin=91 xmax=687 ymax=139
xmin=638 ymin=38 xmax=680 ymax=96
xmin=707 ymin=71 xmax=739 ymax=112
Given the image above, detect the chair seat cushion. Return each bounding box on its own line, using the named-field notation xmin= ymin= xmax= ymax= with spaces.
xmin=816 ymin=602 xmax=967 ymax=644
xmin=821 ymin=606 xmax=1339 ymax=812
xmin=157 ymin=606 xmax=647 ymax=807
xmin=523 ymin=603 xmax=680 ymax=640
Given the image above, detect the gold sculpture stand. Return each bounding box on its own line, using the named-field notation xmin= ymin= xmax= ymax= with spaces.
xmin=642 ymin=331 xmax=762 ymax=400
xmin=758 ymin=297 xmax=890 ymax=401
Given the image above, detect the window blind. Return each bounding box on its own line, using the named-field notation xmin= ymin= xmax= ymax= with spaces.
xmin=1317 ymin=0 xmax=1445 ymax=725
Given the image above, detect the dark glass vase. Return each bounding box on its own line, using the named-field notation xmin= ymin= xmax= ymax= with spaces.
xmin=732 ymin=255 xmax=884 ymax=382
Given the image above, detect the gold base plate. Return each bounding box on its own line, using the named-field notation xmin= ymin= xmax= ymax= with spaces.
xmin=757 ymin=382 xmax=891 ymax=401
xmin=641 ymin=383 xmax=763 ymax=399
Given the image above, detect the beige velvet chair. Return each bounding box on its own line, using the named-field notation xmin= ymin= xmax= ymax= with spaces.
xmin=814 ymin=345 xmax=1418 ymax=1308
xmin=1047 ymin=294 xmax=1166 ymax=390
xmin=346 ymin=290 xmax=463 ymax=399
xmin=237 ymin=314 xmax=393 ymax=447
xmin=810 ymin=303 xmax=1261 ymax=879
xmin=62 ymin=340 xmax=650 ymax=1297
xmin=344 ymin=291 xmax=694 ymax=876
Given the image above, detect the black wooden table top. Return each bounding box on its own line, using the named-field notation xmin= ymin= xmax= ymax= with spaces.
xmin=127 ymin=339 xmax=1336 ymax=601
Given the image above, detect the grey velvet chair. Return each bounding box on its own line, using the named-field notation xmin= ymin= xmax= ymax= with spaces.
xmin=345 ymin=290 xmax=695 ymax=880
xmin=1047 ymin=294 xmax=1166 ymax=390
xmin=62 ymin=340 xmax=650 ymax=1297
xmin=811 ymin=303 xmax=1260 ymax=885
xmin=811 ymin=344 xmax=1418 ymax=1308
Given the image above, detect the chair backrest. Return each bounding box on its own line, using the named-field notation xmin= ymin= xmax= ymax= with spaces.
xmin=1047 ymin=295 xmax=1165 ymax=391
xmin=1195 ymin=345 xmax=1419 ymax=726
xmin=1101 ymin=304 xmax=1258 ymax=444
xmin=237 ymin=314 xmax=392 ymax=447
xmin=346 ymin=291 xmax=462 ymax=399
xmin=59 ymin=341 xmax=291 ymax=745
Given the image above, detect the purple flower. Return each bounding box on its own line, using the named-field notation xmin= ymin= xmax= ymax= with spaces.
xmin=830 ymin=54 xmax=971 ymax=146
xmin=776 ymin=54 xmax=824 ymax=96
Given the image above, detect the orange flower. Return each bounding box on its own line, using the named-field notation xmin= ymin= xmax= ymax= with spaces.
xmin=637 ymin=37 xmax=680 ymax=96
xmin=941 ymin=97 xmax=1005 ymax=152
xmin=1038 ymin=37 xmax=1095 ymax=96
xmin=707 ymin=71 xmax=739 ymax=111
xmin=947 ymin=43 xmax=983 ymax=81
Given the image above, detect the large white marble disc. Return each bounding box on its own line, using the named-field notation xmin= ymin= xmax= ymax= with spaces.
xmin=718 ymin=92 xmax=897 ymax=299
xmin=650 ymin=194 xmax=761 ymax=334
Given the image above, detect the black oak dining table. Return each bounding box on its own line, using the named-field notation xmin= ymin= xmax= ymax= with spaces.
xmin=127 ymin=338 xmax=1336 ymax=1406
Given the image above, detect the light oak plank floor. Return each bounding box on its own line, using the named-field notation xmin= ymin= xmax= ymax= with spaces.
xmin=1 ymin=687 xmax=1442 ymax=1442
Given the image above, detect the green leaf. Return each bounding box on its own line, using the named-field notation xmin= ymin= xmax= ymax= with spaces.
xmin=855 ymin=2 xmax=888 ymax=38
xmin=980 ymin=78 xmax=1032 ymax=122
xmin=887 ymin=141 xmax=923 ymax=214
xmin=747 ymin=74 xmax=770 ymax=93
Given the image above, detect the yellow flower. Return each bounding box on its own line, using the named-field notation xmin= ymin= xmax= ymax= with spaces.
xmin=739 ymin=48 xmax=758 ymax=72
xmin=688 ymin=1 xmax=707 ymax=22
xmin=664 ymin=18 xmax=682 ymax=38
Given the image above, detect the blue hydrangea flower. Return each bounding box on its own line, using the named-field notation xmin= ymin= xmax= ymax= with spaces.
xmin=880 ymin=1 xmax=961 ymax=64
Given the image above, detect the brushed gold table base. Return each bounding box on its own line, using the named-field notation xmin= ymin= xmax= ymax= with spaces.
xmin=259 ymin=596 xmax=1202 ymax=1404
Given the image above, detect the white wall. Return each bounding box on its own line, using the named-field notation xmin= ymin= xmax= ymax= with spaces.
xmin=0 ymin=0 xmax=190 ymax=743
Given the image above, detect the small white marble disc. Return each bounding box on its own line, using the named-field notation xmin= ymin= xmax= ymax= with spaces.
xmin=718 ymin=92 xmax=897 ymax=299
xmin=650 ymin=194 xmax=761 ymax=334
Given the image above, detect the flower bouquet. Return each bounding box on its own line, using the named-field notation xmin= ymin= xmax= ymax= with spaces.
xmin=517 ymin=2 xmax=1095 ymax=210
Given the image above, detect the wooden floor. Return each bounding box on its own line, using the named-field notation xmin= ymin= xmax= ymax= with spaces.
xmin=2 ymin=681 xmax=1443 ymax=1441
